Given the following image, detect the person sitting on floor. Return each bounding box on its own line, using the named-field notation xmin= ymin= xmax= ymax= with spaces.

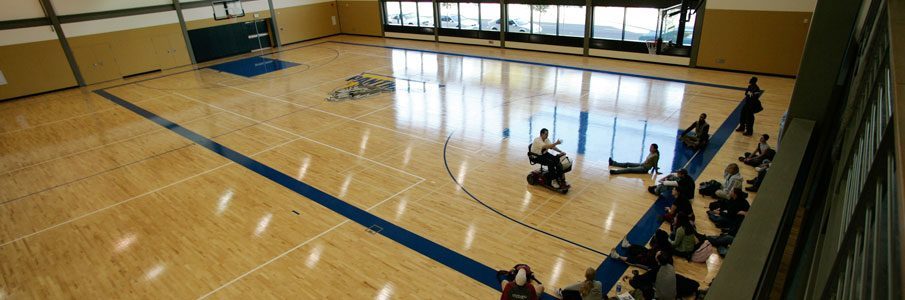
xmin=609 ymin=229 xmax=672 ymax=270
xmin=714 ymin=163 xmax=743 ymax=200
xmin=745 ymin=160 xmax=771 ymax=192
xmin=707 ymin=187 xmax=750 ymax=229
xmin=627 ymin=251 xmax=677 ymax=300
xmin=679 ymin=113 xmax=710 ymax=150
xmin=739 ymin=134 xmax=775 ymax=166
xmin=497 ymin=264 xmax=543 ymax=300
xmin=670 ymin=213 xmax=699 ymax=260
xmin=664 ymin=185 xmax=695 ymax=224
xmin=649 ymin=168 xmax=695 ymax=199
xmin=609 ymin=144 xmax=659 ymax=175
xmin=555 ymin=267 xmax=603 ymax=300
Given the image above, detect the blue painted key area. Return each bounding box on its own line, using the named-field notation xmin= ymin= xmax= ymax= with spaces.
xmin=208 ymin=56 xmax=299 ymax=77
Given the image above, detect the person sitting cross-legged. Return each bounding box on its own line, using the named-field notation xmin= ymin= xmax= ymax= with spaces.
xmin=679 ymin=113 xmax=710 ymax=150
xmin=609 ymin=144 xmax=659 ymax=175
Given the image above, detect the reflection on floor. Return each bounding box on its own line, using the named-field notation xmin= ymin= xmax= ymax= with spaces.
xmin=0 ymin=35 xmax=793 ymax=299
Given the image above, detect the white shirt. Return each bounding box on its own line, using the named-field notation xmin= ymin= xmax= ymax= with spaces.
xmin=530 ymin=137 xmax=550 ymax=155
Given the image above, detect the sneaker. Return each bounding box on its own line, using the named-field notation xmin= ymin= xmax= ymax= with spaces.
xmin=647 ymin=186 xmax=658 ymax=195
xmin=738 ymin=156 xmax=745 ymax=162
xmin=621 ymin=239 xmax=631 ymax=248
xmin=746 ymin=179 xmax=756 ymax=184
xmin=551 ymin=181 xmax=560 ymax=188
xmin=609 ymin=249 xmax=623 ymax=260
xmin=745 ymin=186 xmax=758 ymax=192
xmin=735 ymin=127 xmax=744 ymax=132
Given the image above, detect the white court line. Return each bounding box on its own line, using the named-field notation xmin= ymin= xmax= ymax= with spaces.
xmin=0 ymin=136 xmax=305 ymax=248
xmin=0 ymin=92 xmax=172 ymax=135
xmin=0 ymin=110 xmax=228 ymax=178
xmin=197 ymin=178 xmax=425 ymax=299
xmin=172 ymin=91 xmax=425 ymax=182
xmin=219 ymin=79 xmax=473 ymax=152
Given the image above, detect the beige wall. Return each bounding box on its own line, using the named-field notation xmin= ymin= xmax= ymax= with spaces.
xmin=275 ymin=2 xmax=341 ymax=44
xmin=0 ymin=39 xmax=77 ymax=100
xmin=67 ymin=23 xmax=191 ymax=84
xmin=337 ymin=1 xmax=382 ymax=36
xmin=696 ymin=9 xmax=812 ymax=76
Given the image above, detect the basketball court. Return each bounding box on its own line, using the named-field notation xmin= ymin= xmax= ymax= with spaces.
xmin=0 ymin=33 xmax=795 ymax=298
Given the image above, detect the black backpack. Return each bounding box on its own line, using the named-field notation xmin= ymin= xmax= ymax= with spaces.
xmin=698 ymin=180 xmax=722 ymax=196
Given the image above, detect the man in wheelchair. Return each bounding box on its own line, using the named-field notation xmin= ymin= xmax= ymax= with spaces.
xmin=529 ymin=128 xmax=569 ymax=189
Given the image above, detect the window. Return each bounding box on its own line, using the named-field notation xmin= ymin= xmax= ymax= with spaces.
xmin=459 ymin=3 xmax=479 ymax=30
xmin=506 ymin=4 xmax=531 ymax=33
xmin=623 ymin=8 xmax=657 ymax=41
xmin=558 ymin=5 xmax=585 ymax=37
xmin=593 ymin=6 xmax=624 ymax=40
xmin=418 ymin=2 xmax=434 ymax=27
xmin=682 ymin=12 xmax=696 ymax=46
xmin=479 ymin=3 xmax=500 ymax=31
xmin=385 ymin=1 xmax=401 ymax=25
xmin=400 ymin=2 xmax=418 ymax=26
xmin=531 ymin=5 xmax=555 ymax=35
xmin=439 ymin=3 xmax=459 ymax=29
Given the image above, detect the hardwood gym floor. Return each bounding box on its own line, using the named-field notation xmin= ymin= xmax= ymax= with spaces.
xmin=0 ymin=35 xmax=793 ymax=299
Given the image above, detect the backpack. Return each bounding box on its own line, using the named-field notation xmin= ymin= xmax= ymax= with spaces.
xmin=691 ymin=240 xmax=714 ymax=262
xmin=749 ymin=90 xmax=764 ymax=113
xmin=698 ymin=180 xmax=722 ymax=196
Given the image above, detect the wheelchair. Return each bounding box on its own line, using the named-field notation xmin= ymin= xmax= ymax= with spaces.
xmin=527 ymin=145 xmax=572 ymax=194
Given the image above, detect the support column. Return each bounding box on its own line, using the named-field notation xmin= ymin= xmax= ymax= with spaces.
xmin=267 ymin=0 xmax=282 ymax=47
xmin=38 ymin=0 xmax=84 ymax=86
xmin=172 ymin=0 xmax=197 ymax=64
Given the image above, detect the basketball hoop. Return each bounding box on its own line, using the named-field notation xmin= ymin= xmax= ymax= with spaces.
xmin=645 ymin=41 xmax=657 ymax=55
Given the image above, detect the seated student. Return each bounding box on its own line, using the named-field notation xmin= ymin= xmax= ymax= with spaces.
xmin=707 ymin=188 xmax=750 ymax=229
xmin=530 ymin=128 xmax=569 ymax=188
xmin=627 ymin=252 xmax=677 ymax=300
xmin=609 ymin=144 xmax=659 ymax=175
xmin=497 ymin=264 xmax=544 ymax=300
xmin=555 ymin=267 xmax=603 ymax=300
xmin=670 ymin=213 xmax=699 ymax=260
xmin=745 ymin=160 xmax=771 ymax=192
xmin=714 ymin=163 xmax=743 ymax=200
xmin=664 ymin=185 xmax=694 ymax=224
xmin=679 ymin=113 xmax=710 ymax=150
xmin=739 ymin=134 xmax=775 ymax=166
xmin=649 ymin=169 xmax=695 ymax=200
xmin=609 ymin=230 xmax=672 ymax=271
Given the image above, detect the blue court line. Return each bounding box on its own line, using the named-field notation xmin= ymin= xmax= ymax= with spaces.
xmin=94 ymin=89 xmax=558 ymax=299
xmin=326 ymin=41 xmax=748 ymax=91
xmin=443 ymin=133 xmax=608 ymax=256
xmin=595 ymin=102 xmax=744 ymax=292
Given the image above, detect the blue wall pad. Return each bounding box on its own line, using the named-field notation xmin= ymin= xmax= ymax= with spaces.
xmin=208 ymin=56 xmax=299 ymax=77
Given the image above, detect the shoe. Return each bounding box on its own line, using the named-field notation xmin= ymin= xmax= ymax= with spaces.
xmin=746 ymin=179 xmax=756 ymax=184
xmin=648 ymin=186 xmax=658 ymax=195
xmin=609 ymin=170 xmax=615 ymax=175
xmin=621 ymin=239 xmax=631 ymax=248
xmin=609 ymin=249 xmax=623 ymax=260
xmin=551 ymin=181 xmax=560 ymax=188
xmin=735 ymin=127 xmax=744 ymax=132
xmin=745 ymin=186 xmax=758 ymax=192
xmin=738 ymin=156 xmax=745 ymax=162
